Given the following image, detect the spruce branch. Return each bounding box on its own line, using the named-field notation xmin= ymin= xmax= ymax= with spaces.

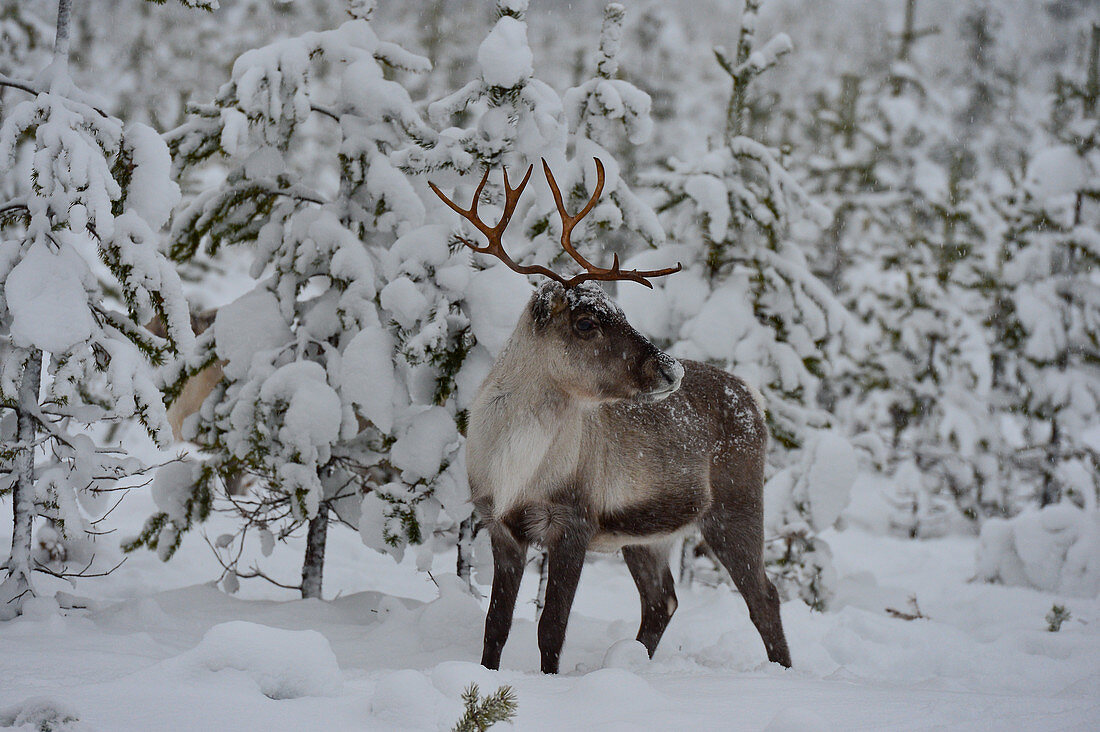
xmin=451 ymin=684 xmax=518 ymax=732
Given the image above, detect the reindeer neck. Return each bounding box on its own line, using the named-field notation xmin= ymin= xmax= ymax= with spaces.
xmin=482 ymin=335 xmax=589 ymax=427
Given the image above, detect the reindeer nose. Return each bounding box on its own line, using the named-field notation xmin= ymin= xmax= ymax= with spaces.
xmin=660 ymin=358 xmax=685 ymax=389
xmin=644 ymin=354 xmax=684 ymax=396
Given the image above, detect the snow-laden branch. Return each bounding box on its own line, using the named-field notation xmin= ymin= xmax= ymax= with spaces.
xmin=0 ymin=74 xmax=40 ymax=96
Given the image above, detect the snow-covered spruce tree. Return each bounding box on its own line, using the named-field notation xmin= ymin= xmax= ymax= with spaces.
xmin=951 ymin=0 xmax=1030 ymax=174
xmin=0 ymin=0 xmax=196 ymax=619
xmin=399 ymin=0 xmax=661 ymax=264
xmin=395 ymin=0 xmax=665 ymax=589
xmin=124 ymin=2 xmax=481 ymax=598
xmin=630 ymin=0 xmax=856 ymax=609
xmin=618 ymin=3 xmax=716 ymax=169
xmin=988 ymin=22 xmax=1100 ymax=509
xmin=796 ymin=0 xmax=1009 ymax=536
xmin=65 ymin=1 xmax=342 ymax=131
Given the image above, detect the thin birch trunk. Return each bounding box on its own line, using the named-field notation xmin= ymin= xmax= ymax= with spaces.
xmin=300 ymin=503 xmax=329 ymax=599
xmin=534 ymin=550 xmax=549 ymax=621
xmin=1 ymin=350 xmax=43 ymax=620
xmin=456 ymin=515 xmax=476 ymax=591
xmin=54 ymin=0 xmax=74 ymax=62
xmin=679 ymin=533 xmax=698 ymax=587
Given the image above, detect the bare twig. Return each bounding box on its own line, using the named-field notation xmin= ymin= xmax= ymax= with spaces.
xmin=885 ymin=595 xmax=927 ymax=621
xmin=311 ymin=103 xmax=340 ymax=122
xmin=33 ymin=555 xmax=127 ymax=584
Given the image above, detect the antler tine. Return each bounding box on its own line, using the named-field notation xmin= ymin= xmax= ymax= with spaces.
xmin=428 ymin=167 xmax=494 ymax=241
xmin=565 ymin=260 xmax=684 ymax=289
xmin=498 ymin=164 xmax=535 ymax=231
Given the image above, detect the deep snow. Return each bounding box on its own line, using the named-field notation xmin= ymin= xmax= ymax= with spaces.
xmin=1 ymin=479 xmax=1098 ymax=732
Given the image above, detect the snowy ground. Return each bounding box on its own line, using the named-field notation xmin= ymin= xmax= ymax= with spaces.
xmin=1 ymin=485 xmax=1098 ymax=732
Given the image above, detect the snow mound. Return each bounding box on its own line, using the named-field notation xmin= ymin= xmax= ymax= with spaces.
xmin=358 ymin=574 xmax=485 ymax=660
xmin=214 ymin=289 xmax=292 ymax=380
xmin=341 ymin=325 xmax=397 ymax=433
xmin=601 ymin=638 xmax=650 ymax=669
xmin=258 ymin=361 xmax=343 ymax=462
xmin=429 ymin=661 xmax=499 ymax=699
xmin=478 ymin=16 xmax=532 ymax=88
xmin=0 ymin=697 xmax=82 ymax=731
xmin=369 ymin=669 xmax=459 ymax=730
xmin=764 ymin=708 xmax=831 ymax=732
xmin=975 ymin=504 xmax=1100 ymax=598
xmin=565 ymin=668 xmax=661 ymax=709
xmin=1025 ymin=145 xmax=1090 ymax=201
xmin=391 ymin=406 xmax=459 ymax=482
xmin=177 ymin=621 xmax=342 ymax=699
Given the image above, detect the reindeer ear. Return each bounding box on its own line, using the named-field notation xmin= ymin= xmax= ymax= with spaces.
xmin=531 ymin=281 xmax=567 ymax=328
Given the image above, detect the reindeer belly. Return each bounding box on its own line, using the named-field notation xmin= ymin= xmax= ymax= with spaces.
xmin=588 ymin=480 xmax=711 ymax=552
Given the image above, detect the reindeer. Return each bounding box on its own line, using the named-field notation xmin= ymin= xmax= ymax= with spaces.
xmin=145 ymin=309 xmax=222 ymax=442
xmin=146 ymin=311 xmax=252 ymax=496
xmin=429 ymin=159 xmax=792 ymax=674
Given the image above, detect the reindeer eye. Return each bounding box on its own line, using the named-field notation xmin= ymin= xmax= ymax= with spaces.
xmin=574 ymin=317 xmax=597 ymax=334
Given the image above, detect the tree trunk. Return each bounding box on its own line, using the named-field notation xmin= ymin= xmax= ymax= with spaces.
xmin=534 ymin=550 xmax=549 ymax=621
xmin=456 ymin=515 xmax=476 ymax=591
xmin=54 ymin=0 xmax=74 ymax=62
xmin=1039 ymin=419 xmax=1060 ymax=508
xmin=1 ymin=350 xmax=42 ymax=620
xmin=1085 ymin=23 xmax=1099 ymax=116
xmin=300 ymin=503 xmax=329 ymax=599
xmin=678 ymin=534 xmax=698 ymax=586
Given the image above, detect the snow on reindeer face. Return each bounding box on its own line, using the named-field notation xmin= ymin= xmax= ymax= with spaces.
xmin=529 ymin=281 xmax=683 ymax=403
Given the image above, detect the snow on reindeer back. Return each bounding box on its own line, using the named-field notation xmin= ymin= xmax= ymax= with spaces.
xmin=5 ymin=240 xmax=95 ymax=354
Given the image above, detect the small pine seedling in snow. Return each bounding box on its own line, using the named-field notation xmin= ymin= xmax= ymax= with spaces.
xmin=1046 ymin=605 xmax=1071 ymax=632
xmin=451 ymin=684 xmax=518 ymax=732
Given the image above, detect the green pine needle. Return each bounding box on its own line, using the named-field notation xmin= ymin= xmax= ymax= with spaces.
xmin=451 ymin=684 xmax=518 ymax=732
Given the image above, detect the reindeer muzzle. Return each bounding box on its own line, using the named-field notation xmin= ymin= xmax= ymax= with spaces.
xmin=640 ymin=356 xmax=684 ymax=402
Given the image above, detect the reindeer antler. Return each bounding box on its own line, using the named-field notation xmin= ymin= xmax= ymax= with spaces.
xmin=428 ymin=164 xmax=569 ymax=286
xmin=428 ymin=158 xmax=681 ymax=289
xmin=542 ymin=158 xmax=681 ymax=289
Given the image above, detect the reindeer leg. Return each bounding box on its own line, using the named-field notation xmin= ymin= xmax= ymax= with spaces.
xmin=537 ymin=507 xmax=594 ymax=674
xmin=481 ymin=524 xmax=527 ymax=670
xmin=622 ymin=543 xmax=677 ymax=658
xmin=701 ymin=508 xmax=792 ymax=668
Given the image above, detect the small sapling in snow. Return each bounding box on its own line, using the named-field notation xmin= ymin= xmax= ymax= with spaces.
xmin=1046 ymin=605 xmax=1071 ymax=632
xmin=451 ymin=684 xmax=518 ymax=732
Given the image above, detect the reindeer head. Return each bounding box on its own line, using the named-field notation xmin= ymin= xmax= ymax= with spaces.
xmin=528 ymin=280 xmax=684 ymax=403
xmin=430 ymin=158 xmax=684 ymax=403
